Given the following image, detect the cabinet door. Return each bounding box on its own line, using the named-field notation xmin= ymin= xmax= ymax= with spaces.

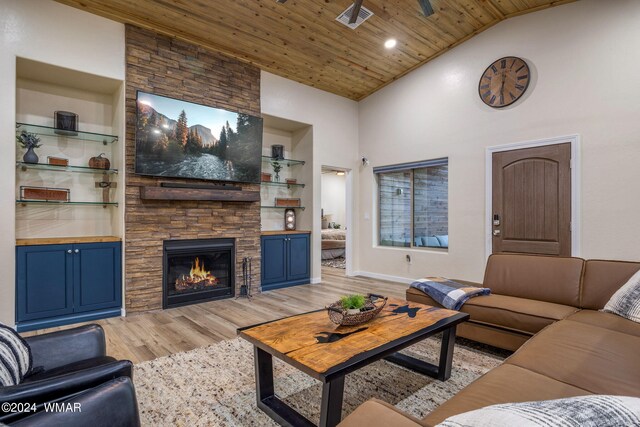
xmin=287 ymin=234 xmax=310 ymax=281
xmin=261 ymin=235 xmax=288 ymax=286
xmin=16 ymin=245 xmax=74 ymax=322
xmin=73 ymin=242 xmax=122 ymax=313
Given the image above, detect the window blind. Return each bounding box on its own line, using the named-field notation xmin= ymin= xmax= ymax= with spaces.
xmin=372 ymin=157 xmax=448 ymax=174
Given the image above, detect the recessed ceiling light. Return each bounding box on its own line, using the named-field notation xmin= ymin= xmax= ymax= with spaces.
xmin=384 ymin=38 xmax=397 ymax=49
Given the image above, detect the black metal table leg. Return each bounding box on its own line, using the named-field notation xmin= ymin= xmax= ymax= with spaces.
xmin=384 ymin=325 xmax=458 ymax=381
xmin=437 ymin=325 xmax=457 ymax=381
xmin=253 ymin=346 xmax=315 ymax=427
xmin=319 ymin=375 xmax=345 ymax=427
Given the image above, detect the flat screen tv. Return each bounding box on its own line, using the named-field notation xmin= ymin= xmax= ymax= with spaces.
xmin=135 ymin=91 xmax=263 ymax=184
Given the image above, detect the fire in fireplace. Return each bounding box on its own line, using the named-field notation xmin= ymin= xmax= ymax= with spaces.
xmin=163 ymin=238 xmax=235 ymax=309
xmin=175 ymin=257 xmax=220 ymax=291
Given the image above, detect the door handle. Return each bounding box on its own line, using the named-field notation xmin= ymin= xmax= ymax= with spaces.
xmin=67 ymin=249 xmax=72 ymax=254
xmin=493 ymin=230 xmax=501 ymax=236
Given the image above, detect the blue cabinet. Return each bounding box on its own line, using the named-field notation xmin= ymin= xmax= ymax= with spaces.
xmin=261 ymin=233 xmax=310 ymax=290
xmin=16 ymin=242 xmax=122 ymax=332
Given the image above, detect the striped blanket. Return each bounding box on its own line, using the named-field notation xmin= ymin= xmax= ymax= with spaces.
xmin=410 ymin=277 xmax=490 ymax=310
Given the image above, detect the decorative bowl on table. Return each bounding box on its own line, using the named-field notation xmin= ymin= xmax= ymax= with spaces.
xmin=327 ymin=294 xmax=388 ymax=326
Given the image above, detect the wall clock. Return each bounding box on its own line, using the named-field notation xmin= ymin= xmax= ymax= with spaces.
xmin=479 ymin=56 xmax=530 ymax=108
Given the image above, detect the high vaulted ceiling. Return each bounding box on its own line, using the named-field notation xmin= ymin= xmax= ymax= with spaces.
xmin=55 ymin=0 xmax=576 ymax=100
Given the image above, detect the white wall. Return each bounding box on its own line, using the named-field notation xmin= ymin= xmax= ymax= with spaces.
xmin=321 ymin=173 xmax=346 ymax=228
xmin=261 ymin=72 xmax=360 ymax=280
xmin=357 ymin=0 xmax=640 ymax=283
xmin=0 ymin=0 xmax=125 ymax=325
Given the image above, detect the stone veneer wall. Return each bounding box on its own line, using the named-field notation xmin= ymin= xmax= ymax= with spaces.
xmin=125 ymin=25 xmax=261 ymax=314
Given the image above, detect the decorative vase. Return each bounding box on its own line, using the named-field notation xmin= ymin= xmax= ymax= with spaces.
xmin=23 ymin=147 xmax=39 ymax=164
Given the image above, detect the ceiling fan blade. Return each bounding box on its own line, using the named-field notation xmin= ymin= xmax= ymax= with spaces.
xmin=417 ymin=0 xmax=434 ymax=16
xmin=275 ymin=0 xmax=287 ymax=3
xmin=349 ymin=0 xmax=364 ymax=24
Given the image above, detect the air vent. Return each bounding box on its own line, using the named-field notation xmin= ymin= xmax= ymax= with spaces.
xmin=336 ymin=3 xmax=374 ymax=29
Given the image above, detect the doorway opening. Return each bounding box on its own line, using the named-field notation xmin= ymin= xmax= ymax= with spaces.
xmin=321 ymin=166 xmax=350 ymax=274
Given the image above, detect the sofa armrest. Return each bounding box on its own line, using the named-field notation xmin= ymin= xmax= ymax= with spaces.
xmin=338 ymin=399 xmax=425 ymax=427
xmin=10 ymin=377 xmax=140 ymax=427
xmin=25 ymin=325 xmax=106 ymax=371
xmin=0 ymin=360 xmax=132 ymax=424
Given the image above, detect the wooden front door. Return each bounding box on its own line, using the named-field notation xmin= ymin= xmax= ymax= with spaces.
xmin=492 ymin=143 xmax=571 ymax=256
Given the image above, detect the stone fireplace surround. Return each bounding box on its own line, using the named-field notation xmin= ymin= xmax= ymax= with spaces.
xmin=124 ymin=25 xmax=261 ymax=314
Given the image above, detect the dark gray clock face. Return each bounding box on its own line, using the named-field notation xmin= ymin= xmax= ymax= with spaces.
xmin=479 ymin=56 xmax=530 ymax=108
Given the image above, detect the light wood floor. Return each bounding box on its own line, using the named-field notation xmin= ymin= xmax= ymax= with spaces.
xmin=24 ymin=267 xmax=408 ymax=363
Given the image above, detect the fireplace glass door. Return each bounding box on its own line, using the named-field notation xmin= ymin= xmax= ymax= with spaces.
xmin=166 ymin=252 xmax=231 ymax=296
xmin=163 ymin=238 xmax=235 ymax=309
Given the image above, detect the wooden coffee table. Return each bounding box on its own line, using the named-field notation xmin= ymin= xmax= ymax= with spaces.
xmin=238 ymin=297 xmax=469 ymax=427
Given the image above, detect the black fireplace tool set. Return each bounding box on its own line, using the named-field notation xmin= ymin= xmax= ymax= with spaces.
xmin=237 ymin=257 xmax=253 ymax=299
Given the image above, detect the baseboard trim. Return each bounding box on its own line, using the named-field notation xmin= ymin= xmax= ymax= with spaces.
xmin=353 ymin=270 xmax=413 ymax=284
xmin=16 ymin=307 xmax=122 ymax=332
xmin=310 ymin=277 xmax=321 ymax=284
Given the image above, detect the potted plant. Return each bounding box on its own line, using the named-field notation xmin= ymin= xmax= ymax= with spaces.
xmin=340 ymin=294 xmax=366 ymax=315
xmin=17 ymin=130 xmax=42 ymax=164
xmin=271 ymin=159 xmax=282 ymax=182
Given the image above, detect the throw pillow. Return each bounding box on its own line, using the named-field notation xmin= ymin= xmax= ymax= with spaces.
xmin=602 ymin=268 xmax=640 ymax=323
xmin=437 ymin=395 xmax=640 ymax=427
xmin=0 ymin=323 xmax=32 ymax=386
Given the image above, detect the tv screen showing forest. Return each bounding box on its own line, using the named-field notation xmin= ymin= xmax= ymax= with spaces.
xmin=135 ymin=91 xmax=263 ymax=183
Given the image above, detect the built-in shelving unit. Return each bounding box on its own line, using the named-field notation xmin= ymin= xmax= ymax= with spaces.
xmin=16 ymin=200 xmax=118 ymax=207
xmin=16 ymin=123 xmax=118 ymax=145
xmin=261 ymin=118 xmax=313 ymax=233
xmin=16 ymin=162 xmax=118 ymax=175
xmin=260 ymin=181 xmax=305 ymax=188
xmin=261 ymin=156 xmax=305 ymax=167
xmin=260 ymin=205 xmax=306 ymax=210
xmin=15 ymin=57 xmax=124 ymax=242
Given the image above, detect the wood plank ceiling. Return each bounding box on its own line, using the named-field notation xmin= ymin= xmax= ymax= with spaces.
xmin=55 ymin=0 xmax=576 ymax=100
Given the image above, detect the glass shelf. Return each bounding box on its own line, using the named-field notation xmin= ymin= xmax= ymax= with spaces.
xmin=16 ymin=200 xmax=118 ymax=207
xmin=16 ymin=123 xmax=118 ymax=145
xmin=260 ymin=181 xmax=305 ymax=188
xmin=261 ymin=205 xmax=305 ymax=210
xmin=262 ymin=156 xmax=305 ymax=166
xmin=16 ymin=162 xmax=118 ymax=175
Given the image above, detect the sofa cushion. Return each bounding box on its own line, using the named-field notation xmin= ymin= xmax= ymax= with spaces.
xmin=602 ymin=268 xmax=640 ymax=323
xmin=581 ymin=260 xmax=640 ymax=310
xmin=566 ymin=310 xmax=640 ymax=337
xmin=436 ymin=395 xmax=640 ymax=427
xmin=422 ymin=364 xmax=591 ymax=426
xmin=338 ymin=398 xmax=426 ymax=427
xmin=506 ymin=319 xmax=640 ymax=396
xmin=483 ymin=254 xmax=583 ymax=306
xmin=459 ymin=294 xmax=578 ymax=335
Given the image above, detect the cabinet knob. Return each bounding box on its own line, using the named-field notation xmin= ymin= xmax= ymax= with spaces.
xmin=74 ymin=249 xmax=80 ymax=254
xmin=67 ymin=249 xmax=72 ymax=254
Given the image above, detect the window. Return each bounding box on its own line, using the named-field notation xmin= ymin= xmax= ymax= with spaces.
xmin=375 ymin=158 xmax=448 ymax=249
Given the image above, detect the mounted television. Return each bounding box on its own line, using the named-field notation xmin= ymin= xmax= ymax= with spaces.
xmin=135 ymin=91 xmax=263 ymax=184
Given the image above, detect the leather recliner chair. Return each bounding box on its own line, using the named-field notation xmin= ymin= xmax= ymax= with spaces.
xmin=0 ymin=324 xmax=134 ymax=424
xmin=10 ymin=377 xmax=140 ymax=427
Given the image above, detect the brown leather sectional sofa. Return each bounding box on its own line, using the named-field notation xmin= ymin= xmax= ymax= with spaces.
xmin=339 ymin=254 xmax=640 ymax=427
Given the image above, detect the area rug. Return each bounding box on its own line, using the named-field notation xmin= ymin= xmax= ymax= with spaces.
xmin=321 ymin=256 xmax=346 ymax=269
xmin=134 ymin=336 xmax=506 ymax=426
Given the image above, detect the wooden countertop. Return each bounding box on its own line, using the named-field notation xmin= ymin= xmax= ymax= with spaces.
xmin=261 ymin=230 xmax=311 ymax=236
xmin=16 ymin=236 xmax=122 ymax=246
